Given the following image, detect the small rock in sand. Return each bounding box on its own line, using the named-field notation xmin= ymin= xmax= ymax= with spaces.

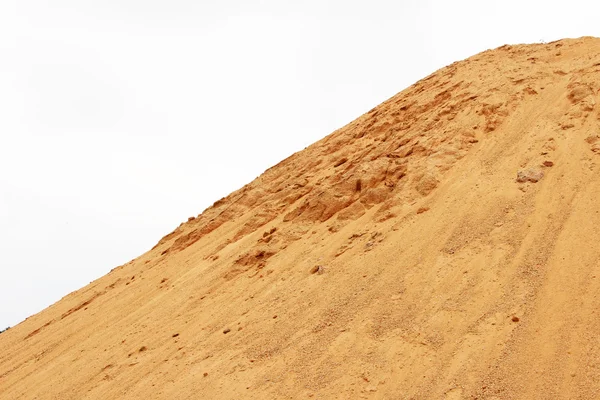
xmin=309 ymin=265 xmax=325 ymax=275
xmin=516 ymin=168 xmax=544 ymax=183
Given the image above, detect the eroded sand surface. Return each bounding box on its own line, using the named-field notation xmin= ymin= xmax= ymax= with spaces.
xmin=3 ymin=37 xmax=600 ymax=399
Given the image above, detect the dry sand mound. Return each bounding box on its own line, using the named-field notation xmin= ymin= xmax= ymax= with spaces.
xmin=3 ymin=37 xmax=600 ymax=399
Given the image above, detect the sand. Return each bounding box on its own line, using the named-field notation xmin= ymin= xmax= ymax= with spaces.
xmin=2 ymin=36 xmax=600 ymax=399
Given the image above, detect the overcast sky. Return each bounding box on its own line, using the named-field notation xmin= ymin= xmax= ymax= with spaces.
xmin=0 ymin=0 xmax=597 ymax=329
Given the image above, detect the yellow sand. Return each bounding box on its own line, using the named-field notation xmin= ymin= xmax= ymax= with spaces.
xmin=2 ymin=37 xmax=600 ymax=399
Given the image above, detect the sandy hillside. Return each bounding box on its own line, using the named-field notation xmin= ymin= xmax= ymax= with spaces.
xmin=3 ymin=37 xmax=600 ymax=400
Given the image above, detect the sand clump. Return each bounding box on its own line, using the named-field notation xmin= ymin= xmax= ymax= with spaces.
xmin=3 ymin=37 xmax=600 ymax=399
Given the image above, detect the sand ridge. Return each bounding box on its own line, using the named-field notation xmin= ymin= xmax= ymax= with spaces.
xmin=2 ymin=37 xmax=600 ymax=399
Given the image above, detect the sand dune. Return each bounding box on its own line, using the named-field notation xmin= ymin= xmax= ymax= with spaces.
xmin=2 ymin=37 xmax=600 ymax=399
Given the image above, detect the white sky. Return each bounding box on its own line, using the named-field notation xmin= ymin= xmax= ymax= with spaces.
xmin=0 ymin=0 xmax=597 ymax=328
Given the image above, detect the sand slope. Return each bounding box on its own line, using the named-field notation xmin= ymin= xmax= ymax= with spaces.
xmin=2 ymin=37 xmax=600 ymax=399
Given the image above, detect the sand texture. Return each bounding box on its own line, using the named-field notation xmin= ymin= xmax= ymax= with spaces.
xmin=3 ymin=37 xmax=600 ymax=399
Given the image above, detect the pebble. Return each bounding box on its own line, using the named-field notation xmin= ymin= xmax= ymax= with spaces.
xmin=516 ymin=168 xmax=544 ymax=183
xmin=310 ymin=265 xmax=325 ymax=275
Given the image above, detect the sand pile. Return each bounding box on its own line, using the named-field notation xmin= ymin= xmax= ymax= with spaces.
xmin=2 ymin=37 xmax=600 ymax=399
